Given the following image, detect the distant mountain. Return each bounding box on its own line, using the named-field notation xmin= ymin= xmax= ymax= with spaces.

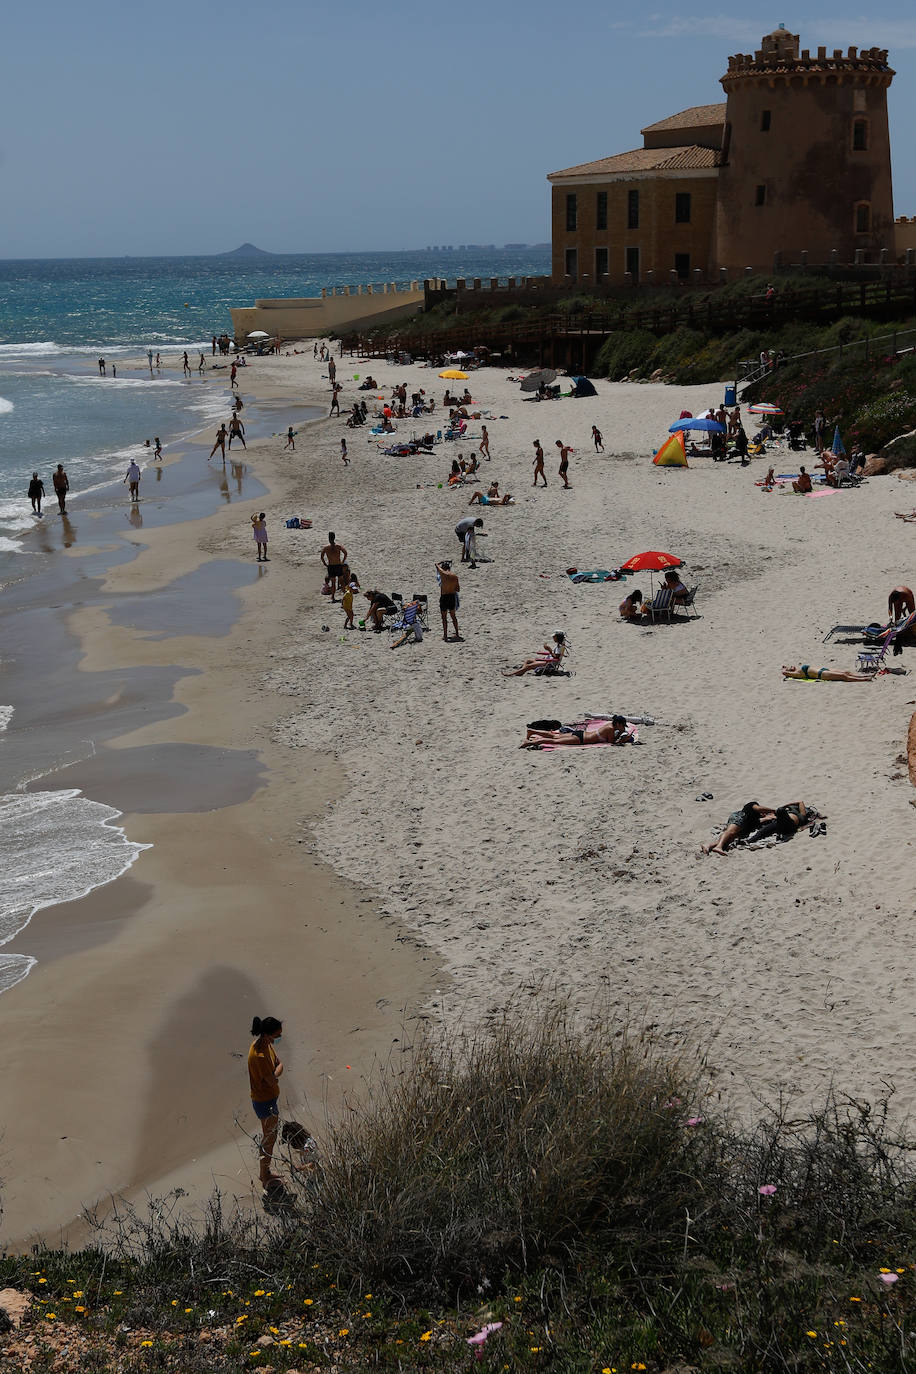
xmin=221 ymin=243 xmax=275 ymax=258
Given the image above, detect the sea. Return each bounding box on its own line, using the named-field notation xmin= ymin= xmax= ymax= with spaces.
xmin=0 ymin=246 xmax=551 ymax=993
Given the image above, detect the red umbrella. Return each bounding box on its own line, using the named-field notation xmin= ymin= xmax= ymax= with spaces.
xmin=620 ymin=550 xmax=683 ymax=572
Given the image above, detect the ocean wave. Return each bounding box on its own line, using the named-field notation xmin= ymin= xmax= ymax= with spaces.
xmin=0 ymin=397 xmax=13 ymax=415
xmin=62 ymin=375 xmax=184 ymax=389
xmin=0 ymin=705 xmax=13 ymax=733
xmin=0 ymin=535 xmax=32 ymax=553
xmin=0 ymin=954 xmax=36 ymax=996
xmin=0 ymin=788 xmax=150 ymax=991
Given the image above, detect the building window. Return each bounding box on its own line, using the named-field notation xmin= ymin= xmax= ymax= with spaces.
xmin=625 ymin=246 xmax=639 ymax=281
xmin=566 ymin=194 xmax=577 ymax=231
xmin=855 ymin=202 xmax=871 ymax=234
xmin=595 ymin=247 xmax=609 ymax=279
xmin=565 ymin=247 xmax=578 ymax=278
xmin=675 ymin=192 xmax=691 ymax=224
xmin=853 ymin=119 xmax=868 ymax=150
xmin=760 ymin=109 xmax=771 ymax=131
xmin=627 ymin=189 xmax=639 ymax=229
xmin=596 ymin=192 xmax=607 ymax=231
xmin=674 ymin=253 xmax=690 ymax=280
xmin=755 ymin=184 xmax=767 ymax=206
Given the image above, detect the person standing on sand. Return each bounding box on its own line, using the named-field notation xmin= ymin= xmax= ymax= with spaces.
xmin=285 ymin=426 xmax=295 ymax=450
xmin=228 ymin=413 xmax=246 ymax=450
xmin=210 ymin=424 xmax=228 ymax=460
xmin=198 ymin=353 xmax=205 ymax=374
xmin=182 ymin=352 xmax=191 ymax=378
xmin=328 ymin=356 xmax=336 ymax=384
xmin=436 ymin=559 xmax=462 ymax=641
xmin=230 ymin=361 xmax=238 ymax=390
xmin=329 ymin=382 xmax=341 ymax=417
xmin=98 ymin=357 xmax=106 ymax=376
xmin=556 ymin=440 xmax=573 ymax=488
xmin=592 ymin=425 xmax=604 ymax=453
xmin=479 ymin=425 xmax=491 ymax=461
xmin=340 ymin=438 xmax=349 ymax=466
xmin=321 ymin=532 xmax=348 ymax=601
xmin=251 ymin=512 xmax=269 ymax=561
xmin=52 ymin=464 xmax=69 ymax=513
xmin=154 ymin=437 xmax=162 ymax=460
xmin=124 ymin=459 xmax=141 ymax=502
xmin=455 ymin=515 xmax=483 ymax=568
xmin=28 ymin=473 xmax=45 ymax=516
xmin=532 ymin=439 xmax=547 ymax=486
xmin=147 ymin=349 xmax=154 ymax=374
xmin=212 ymin=335 xmax=217 ymax=356
xmin=248 ymin=1015 xmax=284 ymax=1186
xmin=155 ymin=352 xmax=161 ymax=369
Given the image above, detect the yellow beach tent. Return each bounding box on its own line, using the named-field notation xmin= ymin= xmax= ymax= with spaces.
xmin=653 ymin=431 xmax=688 ymax=467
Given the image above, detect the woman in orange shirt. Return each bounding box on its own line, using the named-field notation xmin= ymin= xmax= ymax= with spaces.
xmin=248 ymin=1015 xmax=284 ymax=1186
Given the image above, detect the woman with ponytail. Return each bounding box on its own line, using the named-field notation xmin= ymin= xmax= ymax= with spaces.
xmin=248 ymin=1015 xmax=283 ymax=1186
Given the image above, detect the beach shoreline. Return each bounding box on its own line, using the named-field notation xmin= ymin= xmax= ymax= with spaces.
xmin=2 ymin=343 xmax=915 ymax=1247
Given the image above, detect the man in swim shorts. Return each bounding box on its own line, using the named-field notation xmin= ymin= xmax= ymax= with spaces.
xmin=888 ymin=585 xmax=915 ymax=620
xmin=321 ymin=532 xmax=348 ymax=602
xmin=522 ymin=716 xmax=631 ymax=748
xmin=436 ymin=560 xmax=461 ymax=641
xmin=455 ymin=516 xmax=483 ymax=567
xmin=702 ymin=801 xmax=776 ymax=856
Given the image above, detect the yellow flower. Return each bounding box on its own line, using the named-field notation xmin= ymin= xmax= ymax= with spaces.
xmin=849 ymin=1296 xmax=862 ymax=1302
xmin=897 ymin=1269 xmax=907 ymax=1274
xmin=420 ymin=1331 xmax=432 ymax=1341
xmin=806 ymin=1330 xmax=818 ymax=1337
xmin=38 ymin=1278 xmax=47 ymax=1285
xmin=236 ymin=1315 xmax=249 ymax=1324
xmin=75 ymin=1306 xmax=86 ymax=1314
xmin=339 ymin=1328 xmax=349 ymax=1337
xmin=365 ymin=1293 xmax=373 ymax=1298
xmin=46 ymin=1313 xmax=56 ymax=1320
xmin=73 ymin=1291 xmax=83 ymax=1298
xmin=280 ymin=1339 xmax=291 ymax=1346
xmin=513 ymin=1295 xmax=522 ymax=1302
xmin=531 ymin=1347 xmax=542 ymax=1352
xmin=171 ymin=1299 xmax=178 ymax=1306
xmin=303 ymin=1298 xmax=313 ymax=1305
xmin=269 ymin=1326 xmax=279 ymax=1334
xmin=880 ymin=1268 xmax=892 ymax=1273
xmin=632 ymin=1365 xmax=647 ymax=1372
xmin=254 ymin=1289 xmax=265 ymax=1297
xmin=184 ymin=1307 xmax=192 ymax=1314
xmin=140 ymin=1340 xmax=153 ymax=1347
xmin=113 ymin=1290 xmax=123 ymax=1296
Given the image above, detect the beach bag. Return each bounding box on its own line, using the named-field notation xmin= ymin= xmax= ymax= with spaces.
xmin=286 ymin=518 xmax=300 ymax=529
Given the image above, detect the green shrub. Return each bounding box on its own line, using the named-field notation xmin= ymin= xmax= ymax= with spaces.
xmin=594 ymin=329 xmax=659 ymax=379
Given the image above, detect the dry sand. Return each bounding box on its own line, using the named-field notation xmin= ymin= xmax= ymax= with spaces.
xmin=2 ymin=346 xmax=915 ymax=1245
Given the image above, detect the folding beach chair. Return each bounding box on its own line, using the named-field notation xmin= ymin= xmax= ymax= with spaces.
xmin=389 ymin=599 xmax=424 ymax=645
xmin=675 ymin=586 xmax=700 ymax=619
xmin=410 ymin=593 xmax=430 ymax=631
xmin=645 ymin=587 xmax=674 ymax=623
xmin=822 ymin=623 xmax=868 ymax=644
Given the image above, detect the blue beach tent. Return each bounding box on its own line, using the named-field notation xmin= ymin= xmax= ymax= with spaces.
xmin=571 ymin=376 xmax=598 ymax=397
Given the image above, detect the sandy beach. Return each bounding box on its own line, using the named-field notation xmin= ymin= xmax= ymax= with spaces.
xmin=2 ymin=346 xmax=915 ymax=1246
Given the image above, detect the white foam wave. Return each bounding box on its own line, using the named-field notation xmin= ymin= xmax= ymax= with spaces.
xmin=63 ymin=375 xmax=184 ymax=390
xmin=0 ymin=788 xmax=150 ymax=992
xmin=0 ymin=536 xmax=30 ymax=553
xmin=0 ymin=341 xmax=63 ymax=356
xmin=0 ymin=954 xmax=36 ymax=996
xmin=0 ymin=705 xmax=13 ymax=733
xmin=0 ymin=397 xmax=13 ymax=415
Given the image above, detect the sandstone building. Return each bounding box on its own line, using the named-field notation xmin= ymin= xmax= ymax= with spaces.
xmin=548 ymin=27 xmax=898 ymax=285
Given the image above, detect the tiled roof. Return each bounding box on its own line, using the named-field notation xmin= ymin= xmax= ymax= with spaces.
xmin=548 ymin=145 xmax=721 ymax=180
xmin=640 ymin=103 xmax=726 ymax=133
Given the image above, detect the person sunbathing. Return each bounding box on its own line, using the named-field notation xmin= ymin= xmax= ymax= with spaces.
xmin=792 ymin=467 xmax=812 ymax=493
xmin=503 ymin=632 xmax=567 ymax=676
xmin=469 ymin=482 xmax=513 ymax=506
xmin=782 ymin=664 xmax=875 ymax=682
xmin=744 ymin=800 xmax=825 ymax=844
xmin=702 ymin=801 xmax=776 ymax=856
xmin=619 ymin=589 xmax=645 ymax=620
xmin=763 ymin=467 xmax=776 ymax=488
xmin=522 ymin=716 xmax=631 ymax=748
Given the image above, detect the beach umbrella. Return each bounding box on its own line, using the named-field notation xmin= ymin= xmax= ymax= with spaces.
xmin=668 ymin=417 xmax=725 ymax=432
xmin=620 ymin=550 xmax=684 ymax=572
xmin=747 ymin=402 xmax=783 ymax=415
xmin=832 ymin=425 xmax=846 ymax=456
xmin=520 ymin=368 xmax=557 ymax=392
xmin=247 ymin=330 xmax=270 ymax=339
xmin=439 ymin=369 xmax=469 ymax=380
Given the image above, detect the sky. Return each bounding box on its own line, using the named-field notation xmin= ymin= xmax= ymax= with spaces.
xmin=2 ymin=1 xmax=916 ymax=258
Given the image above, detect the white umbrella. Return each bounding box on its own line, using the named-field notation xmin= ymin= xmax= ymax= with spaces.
xmin=247 ymin=330 xmax=270 ymax=339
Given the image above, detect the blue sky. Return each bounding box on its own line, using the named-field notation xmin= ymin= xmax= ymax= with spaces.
xmin=2 ymin=2 xmax=915 ymax=257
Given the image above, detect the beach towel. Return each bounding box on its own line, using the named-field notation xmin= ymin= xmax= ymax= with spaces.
xmin=808 ymin=489 xmax=837 ymax=498
xmin=567 ymin=569 xmax=622 ymax=583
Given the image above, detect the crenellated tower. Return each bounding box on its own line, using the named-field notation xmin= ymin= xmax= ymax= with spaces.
xmin=715 ymin=27 xmax=895 ymax=271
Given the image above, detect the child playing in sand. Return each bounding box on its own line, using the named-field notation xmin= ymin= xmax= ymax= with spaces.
xmin=341 ymin=576 xmax=358 ymax=628
xmin=285 ymin=427 xmax=295 ymax=450
xmin=251 ymin=512 xmax=269 ymax=562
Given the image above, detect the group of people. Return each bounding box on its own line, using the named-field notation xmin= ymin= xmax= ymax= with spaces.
xmin=618 ymin=569 xmax=690 ymax=620
xmin=702 ymin=800 xmax=824 ymax=856
xmin=27 ymin=465 xmax=70 ymax=517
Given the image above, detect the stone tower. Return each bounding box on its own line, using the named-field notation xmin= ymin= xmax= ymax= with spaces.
xmin=715 ymin=26 xmax=895 ymax=271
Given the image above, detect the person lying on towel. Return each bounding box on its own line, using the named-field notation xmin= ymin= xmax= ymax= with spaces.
xmin=521 ymin=716 xmax=633 ymax=748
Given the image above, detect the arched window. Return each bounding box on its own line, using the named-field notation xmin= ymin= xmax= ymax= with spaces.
xmin=855 ymin=202 xmax=871 ymax=234
xmin=852 ymin=119 xmax=868 ymax=151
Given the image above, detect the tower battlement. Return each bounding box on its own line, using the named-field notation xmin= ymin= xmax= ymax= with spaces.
xmin=723 ymin=26 xmax=893 ymax=89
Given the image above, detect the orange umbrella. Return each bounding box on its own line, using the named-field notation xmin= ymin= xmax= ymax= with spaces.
xmin=620 ymin=550 xmax=683 ymax=572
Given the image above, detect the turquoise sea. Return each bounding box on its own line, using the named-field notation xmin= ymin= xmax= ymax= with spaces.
xmin=0 ymin=247 xmax=550 ymax=994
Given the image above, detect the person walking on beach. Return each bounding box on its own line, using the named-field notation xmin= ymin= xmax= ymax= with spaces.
xmin=321 ymin=532 xmax=348 ymax=601
xmin=211 ymin=335 xmax=217 ymax=356
xmin=147 ymin=348 xmax=154 ymax=374
xmin=28 ymin=473 xmax=45 ymax=516
xmin=285 ymin=426 xmax=295 ymax=450
xmin=98 ymin=357 xmax=106 ymax=376
xmin=340 ymin=438 xmax=349 ymax=466
xmin=52 ymin=464 xmax=69 ymax=513
xmin=210 ymin=424 xmax=228 ymax=461
xmin=329 ymin=383 xmax=341 ymax=417
xmin=248 ymin=1014 xmax=284 ymax=1187
xmin=556 ymin=440 xmax=573 ymax=488
xmin=436 ymin=559 xmax=462 ymax=641
xmin=479 ymin=425 xmax=491 ymax=461
xmin=328 ymin=356 xmax=336 ymax=384
xmin=183 ymin=351 xmax=191 ymax=378
xmin=154 ymin=436 xmax=162 ymax=460
xmin=251 ymin=512 xmax=269 ymax=561
xmin=230 ymin=362 xmax=238 ymax=390
xmin=124 ymin=459 xmax=142 ymax=502
xmin=198 ymin=353 xmax=205 ymax=374
xmin=111 ymin=363 xmax=117 ymax=378
xmin=592 ymin=425 xmax=604 ymax=453
xmin=155 ymin=352 xmax=161 ymax=369
xmin=229 ymin=413 xmax=246 ymax=450
xmin=532 ymin=439 xmax=547 ymax=486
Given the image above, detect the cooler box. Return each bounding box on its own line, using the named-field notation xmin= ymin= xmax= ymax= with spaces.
xmin=724 ymin=385 xmax=736 ymax=407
